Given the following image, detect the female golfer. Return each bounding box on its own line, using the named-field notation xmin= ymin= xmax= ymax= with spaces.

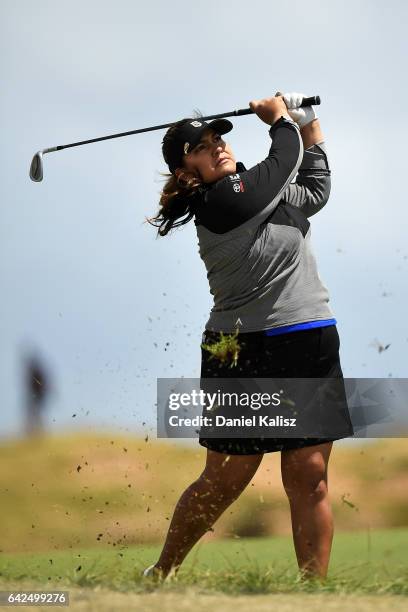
xmin=145 ymin=93 xmax=353 ymax=580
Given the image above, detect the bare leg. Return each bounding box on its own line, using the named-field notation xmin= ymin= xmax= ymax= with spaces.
xmin=154 ymin=449 xmax=263 ymax=577
xmin=281 ymin=442 xmax=333 ymax=579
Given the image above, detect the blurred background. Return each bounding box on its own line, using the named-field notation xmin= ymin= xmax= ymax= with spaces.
xmin=1 ymin=0 xmax=407 ymax=553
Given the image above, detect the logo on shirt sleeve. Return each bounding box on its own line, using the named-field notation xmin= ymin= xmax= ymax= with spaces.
xmin=229 ymin=173 xmax=245 ymax=193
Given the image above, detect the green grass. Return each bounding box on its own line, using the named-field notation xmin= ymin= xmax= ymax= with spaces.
xmin=1 ymin=528 xmax=407 ymax=596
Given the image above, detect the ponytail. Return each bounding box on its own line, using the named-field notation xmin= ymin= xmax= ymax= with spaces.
xmin=146 ymin=170 xmax=202 ymax=237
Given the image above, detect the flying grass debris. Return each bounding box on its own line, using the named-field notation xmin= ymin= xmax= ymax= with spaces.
xmin=201 ymin=329 xmax=243 ymax=367
xmin=341 ymin=493 xmax=359 ymax=512
xmin=370 ymin=339 xmax=391 ymax=353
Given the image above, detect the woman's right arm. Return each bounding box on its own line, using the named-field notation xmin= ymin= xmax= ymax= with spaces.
xmin=196 ymin=97 xmax=304 ymax=234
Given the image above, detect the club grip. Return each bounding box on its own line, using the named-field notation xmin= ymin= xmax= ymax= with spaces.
xmin=234 ymin=95 xmax=321 ymax=117
xmin=300 ymin=95 xmax=320 ymax=107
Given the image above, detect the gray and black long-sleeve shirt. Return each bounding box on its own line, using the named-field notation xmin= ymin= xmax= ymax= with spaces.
xmin=192 ymin=116 xmax=334 ymax=333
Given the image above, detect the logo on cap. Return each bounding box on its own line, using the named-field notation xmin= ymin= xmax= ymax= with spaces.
xmin=190 ymin=121 xmax=202 ymax=127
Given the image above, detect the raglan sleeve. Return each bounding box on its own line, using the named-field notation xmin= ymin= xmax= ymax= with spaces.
xmin=197 ymin=117 xmax=304 ymax=233
xmin=279 ymin=142 xmax=331 ymax=217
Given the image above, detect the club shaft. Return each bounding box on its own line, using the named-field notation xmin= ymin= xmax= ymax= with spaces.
xmin=50 ymin=95 xmax=321 ymax=152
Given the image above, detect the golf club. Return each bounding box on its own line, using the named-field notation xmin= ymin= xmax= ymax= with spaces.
xmin=29 ymin=95 xmax=321 ymax=182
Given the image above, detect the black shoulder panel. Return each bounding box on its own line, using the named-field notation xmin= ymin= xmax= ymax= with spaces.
xmin=265 ymin=202 xmax=310 ymax=237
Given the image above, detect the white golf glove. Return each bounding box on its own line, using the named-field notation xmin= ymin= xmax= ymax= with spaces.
xmin=275 ymin=91 xmax=318 ymax=129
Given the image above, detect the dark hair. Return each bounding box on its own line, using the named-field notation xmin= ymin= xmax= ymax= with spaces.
xmin=146 ymin=116 xmax=203 ymax=237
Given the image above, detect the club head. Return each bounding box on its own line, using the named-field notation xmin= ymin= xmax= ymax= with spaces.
xmin=30 ymin=151 xmax=44 ymax=182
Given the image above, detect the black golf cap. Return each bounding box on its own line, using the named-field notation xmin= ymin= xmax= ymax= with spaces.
xmin=162 ymin=118 xmax=233 ymax=174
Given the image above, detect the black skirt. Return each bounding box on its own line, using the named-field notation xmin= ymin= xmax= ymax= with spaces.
xmin=199 ymin=325 xmax=354 ymax=454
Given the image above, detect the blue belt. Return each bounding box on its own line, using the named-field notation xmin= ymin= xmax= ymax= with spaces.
xmin=264 ymin=318 xmax=337 ymax=337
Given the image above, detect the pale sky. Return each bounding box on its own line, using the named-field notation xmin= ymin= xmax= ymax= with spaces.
xmin=1 ymin=0 xmax=407 ymax=439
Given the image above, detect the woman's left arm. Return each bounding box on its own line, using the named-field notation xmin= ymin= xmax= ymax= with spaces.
xmin=280 ymin=118 xmax=331 ymax=218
